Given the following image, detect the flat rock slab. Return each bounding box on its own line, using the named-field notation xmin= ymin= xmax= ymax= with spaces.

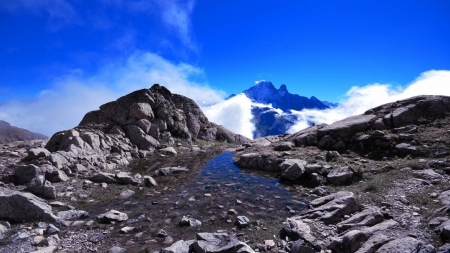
xmin=302 ymin=191 xmax=359 ymax=225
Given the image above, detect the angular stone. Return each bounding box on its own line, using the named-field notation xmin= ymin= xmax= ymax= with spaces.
xmin=90 ymin=172 xmax=117 ymax=184
xmin=127 ymin=124 xmax=160 ymax=150
xmin=144 ymin=175 xmax=158 ymax=187
xmin=235 ymin=216 xmax=250 ymax=228
xmin=56 ymin=210 xmax=89 ymax=220
xmin=193 ymin=233 xmax=240 ymax=253
xmin=160 ymin=147 xmax=177 ymax=156
xmin=274 ymin=142 xmax=293 ymax=151
xmin=154 ymin=167 xmax=189 ymax=176
xmin=180 ymin=216 xmax=202 ymax=227
xmin=97 ymin=210 xmax=129 ymax=222
xmin=281 ymin=160 xmax=306 ymax=181
xmin=116 ymin=172 xmax=141 ymax=185
xmin=28 ymin=148 xmax=51 ymax=160
xmin=160 ymin=240 xmax=196 ymax=253
xmin=327 ymin=167 xmax=354 ymax=185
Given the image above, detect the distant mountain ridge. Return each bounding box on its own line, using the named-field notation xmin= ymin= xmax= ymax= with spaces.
xmin=0 ymin=120 xmax=47 ymax=143
xmin=228 ymin=81 xmax=333 ymax=138
xmin=242 ymin=81 xmax=329 ymax=111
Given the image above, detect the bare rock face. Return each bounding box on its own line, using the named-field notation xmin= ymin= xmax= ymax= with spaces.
xmin=9 ymin=84 xmax=249 ymax=199
xmin=301 ymin=191 xmax=360 ymax=224
xmin=0 ymin=187 xmax=58 ymax=222
xmin=284 ymin=95 xmax=450 ymax=152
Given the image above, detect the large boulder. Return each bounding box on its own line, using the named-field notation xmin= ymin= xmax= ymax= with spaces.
xmin=280 ymin=159 xmax=307 ymax=181
xmin=327 ymin=167 xmax=354 ymax=185
xmin=234 ymin=153 xmax=279 ymax=172
xmin=0 ymin=187 xmax=58 ymax=222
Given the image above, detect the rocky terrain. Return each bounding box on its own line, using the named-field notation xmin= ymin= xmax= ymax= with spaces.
xmin=0 ymin=121 xmax=47 ymax=144
xmin=1 ymin=91 xmax=450 ymax=253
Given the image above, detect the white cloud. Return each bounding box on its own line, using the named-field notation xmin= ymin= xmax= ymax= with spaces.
xmin=288 ymin=70 xmax=450 ymax=133
xmin=0 ymin=52 xmax=224 ymax=136
xmin=157 ymin=0 xmax=197 ymax=51
xmin=202 ymin=94 xmax=255 ymax=139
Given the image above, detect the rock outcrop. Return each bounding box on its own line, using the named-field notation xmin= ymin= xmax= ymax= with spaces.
xmin=10 ymin=84 xmax=249 ymax=199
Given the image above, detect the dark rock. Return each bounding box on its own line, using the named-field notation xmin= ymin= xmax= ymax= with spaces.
xmin=235 ymin=216 xmax=250 ymax=228
xmin=326 ymin=151 xmax=341 ymax=161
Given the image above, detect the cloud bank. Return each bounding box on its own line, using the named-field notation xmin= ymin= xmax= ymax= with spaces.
xmin=288 ymin=70 xmax=450 ymax=133
xmin=0 ymin=52 xmax=224 ymax=136
xmin=201 ymin=94 xmax=255 ymax=139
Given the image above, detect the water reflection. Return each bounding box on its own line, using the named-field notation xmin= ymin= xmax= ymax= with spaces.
xmin=153 ymin=152 xmax=308 ymax=220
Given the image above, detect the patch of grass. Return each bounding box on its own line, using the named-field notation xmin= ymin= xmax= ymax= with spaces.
xmin=363 ymin=183 xmax=378 ymax=193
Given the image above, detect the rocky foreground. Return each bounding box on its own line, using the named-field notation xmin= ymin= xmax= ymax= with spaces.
xmin=1 ymin=91 xmax=450 ymax=253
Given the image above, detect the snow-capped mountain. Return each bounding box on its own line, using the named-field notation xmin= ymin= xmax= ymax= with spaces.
xmin=242 ymin=81 xmax=329 ymax=111
xmin=228 ymin=81 xmax=333 ymax=138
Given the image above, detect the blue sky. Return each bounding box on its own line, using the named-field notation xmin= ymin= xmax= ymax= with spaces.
xmin=0 ymin=0 xmax=449 ymax=136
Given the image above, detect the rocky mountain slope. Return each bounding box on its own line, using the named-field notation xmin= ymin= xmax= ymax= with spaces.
xmin=233 ymin=95 xmax=450 ymax=252
xmin=1 ymin=92 xmax=450 ymax=253
xmin=0 ymin=121 xmax=47 ymax=144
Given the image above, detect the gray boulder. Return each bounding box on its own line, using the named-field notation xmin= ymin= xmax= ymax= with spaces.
xmin=280 ymin=159 xmax=307 ymax=181
xmin=302 ymin=191 xmax=359 ymax=224
xmin=234 ymin=153 xmax=279 ymax=172
xmin=235 ymin=216 xmax=250 ymax=228
xmin=192 ymin=233 xmax=240 ymax=253
xmin=274 ymin=142 xmax=293 ymax=151
xmin=327 ymin=167 xmax=354 ymax=185
xmin=144 ymin=175 xmax=158 ymax=187
xmin=375 ymin=237 xmax=424 ymax=253
xmin=126 ymin=124 xmax=160 ymax=150
xmin=97 ymin=210 xmax=129 ymax=223
xmin=0 ymin=187 xmax=58 ymax=222
xmin=26 ymin=176 xmax=57 ymax=199
xmin=27 ymin=148 xmax=51 ymax=159
xmin=336 ymin=206 xmax=384 ymax=232
xmin=180 ymin=216 xmax=202 ymax=227
xmin=116 ymin=172 xmax=141 ymax=185
xmin=154 ymin=167 xmax=189 ymax=177
xmin=160 ymin=240 xmax=196 ymax=253
xmin=56 ymin=210 xmax=89 ymax=220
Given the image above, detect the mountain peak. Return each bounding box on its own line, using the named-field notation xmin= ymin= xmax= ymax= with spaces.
xmin=243 ymin=82 xmax=328 ymax=111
